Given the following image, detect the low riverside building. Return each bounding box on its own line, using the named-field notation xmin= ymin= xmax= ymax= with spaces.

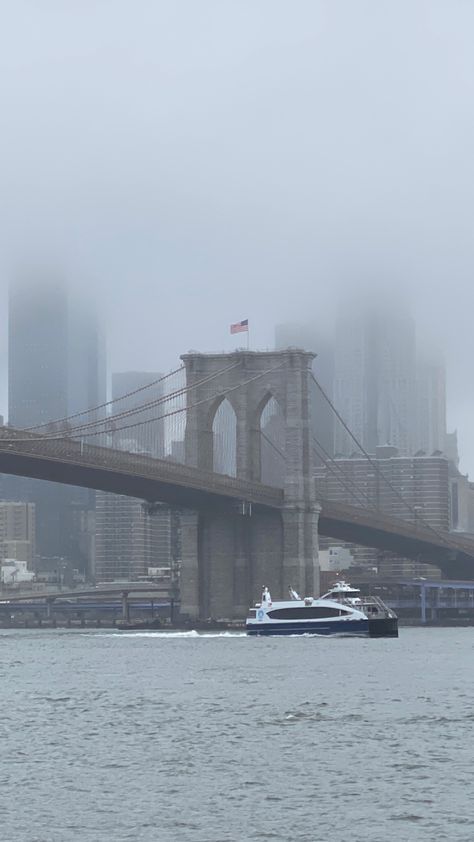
xmin=0 ymin=502 xmax=36 ymax=567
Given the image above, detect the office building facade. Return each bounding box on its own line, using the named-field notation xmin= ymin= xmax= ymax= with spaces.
xmin=0 ymin=502 xmax=36 ymax=566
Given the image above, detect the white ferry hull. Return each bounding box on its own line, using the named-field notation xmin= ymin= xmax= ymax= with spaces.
xmin=246 ymin=618 xmax=369 ymax=636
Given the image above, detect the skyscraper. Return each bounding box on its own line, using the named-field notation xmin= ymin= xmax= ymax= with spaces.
xmin=415 ymin=357 xmax=447 ymax=455
xmin=8 ymin=279 xmax=69 ymax=428
xmin=333 ymin=303 xmax=417 ymax=456
xmin=6 ymin=278 xmax=105 ymax=573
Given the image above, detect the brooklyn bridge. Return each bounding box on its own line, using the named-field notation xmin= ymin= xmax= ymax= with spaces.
xmin=1 ymin=349 xmax=473 ymax=618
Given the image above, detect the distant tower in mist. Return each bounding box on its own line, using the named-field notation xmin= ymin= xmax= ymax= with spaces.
xmin=6 ymin=277 xmax=106 ymax=571
xmin=333 ymin=301 xmax=447 ymax=457
xmin=415 ymin=356 xmax=447 ymax=456
xmin=8 ymin=278 xmax=106 ymax=428
xmin=333 ymin=303 xmax=417 ymax=455
xmin=8 ymin=279 xmax=69 ymax=428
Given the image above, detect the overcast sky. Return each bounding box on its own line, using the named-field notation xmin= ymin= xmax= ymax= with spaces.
xmin=1 ymin=1 xmax=474 ymax=471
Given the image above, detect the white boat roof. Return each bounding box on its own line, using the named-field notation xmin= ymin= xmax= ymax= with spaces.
xmin=326 ymin=581 xmax=360 ymax=594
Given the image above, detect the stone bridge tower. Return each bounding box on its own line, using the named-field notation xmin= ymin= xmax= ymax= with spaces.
xmin=179 ymin=350 xmax=320 ymax=619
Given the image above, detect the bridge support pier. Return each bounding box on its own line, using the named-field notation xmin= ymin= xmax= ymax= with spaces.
xmin=282 ymin=505 xmax=321 ymax=599
xmin=179 ymin=505 xmax=320 ymax=621
xmin=180 ymin=511 xmax=201 ymax=619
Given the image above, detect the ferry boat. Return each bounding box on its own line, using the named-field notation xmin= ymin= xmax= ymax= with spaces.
xmin=246 ymin=587 xmax=370 ymax=637
xmin=245 ymin=583 xmax=398 ymax=638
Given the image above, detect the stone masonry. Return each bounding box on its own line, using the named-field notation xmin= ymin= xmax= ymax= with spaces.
xmin=179 ymin=350 xmax=320 ymax=619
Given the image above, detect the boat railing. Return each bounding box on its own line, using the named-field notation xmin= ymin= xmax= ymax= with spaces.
xmin=340 ymin=595 xmax=395 ymax=619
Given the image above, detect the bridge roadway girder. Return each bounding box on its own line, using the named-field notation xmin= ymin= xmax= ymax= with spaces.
xmin=318 ymin=501 xmax=474 ymax=575
xmin=0 ymin=439 xmax=283 ymax=512
xmin=2 ymin=432 xmax=474 ymax=582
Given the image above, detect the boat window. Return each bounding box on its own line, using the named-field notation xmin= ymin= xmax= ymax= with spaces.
xmin=267 ymin=606 xmax=346 ymax=620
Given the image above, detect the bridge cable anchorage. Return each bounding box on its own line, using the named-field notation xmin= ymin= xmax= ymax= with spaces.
xmin=311 ymin=436 xmax=374 ymax=509
xmin=23 ymin=365 xmax=186 ymax=432
xmin=10 ymin=361 xmax=242 ymax=441
xmin=2 ymin=364 xmax=285 ymax=446
xmin=310 ymin=372 xmax=466 ymax=553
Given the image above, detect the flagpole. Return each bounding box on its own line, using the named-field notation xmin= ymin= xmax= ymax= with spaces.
xmin=247 ymin=322 xmax=250 ymax=351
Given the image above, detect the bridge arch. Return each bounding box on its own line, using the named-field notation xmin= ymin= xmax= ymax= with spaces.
xmin=255 ymin=392 xmax=286 ymax=487
xmin=210 ymin=397 xmax=237 ymax=477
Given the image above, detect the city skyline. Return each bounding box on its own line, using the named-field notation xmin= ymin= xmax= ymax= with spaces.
xmin=1 ymin=285 xmax=471 ymax=475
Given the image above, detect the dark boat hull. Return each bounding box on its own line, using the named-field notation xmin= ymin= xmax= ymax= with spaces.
xmin=368 ymin=617 xmax=399 ymax=638
xmin=246 ymin=619 xmax=370 ymax=636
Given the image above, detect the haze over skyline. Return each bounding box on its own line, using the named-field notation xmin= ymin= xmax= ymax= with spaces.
xmin=1 ymin=2 xmax=473 ymax=472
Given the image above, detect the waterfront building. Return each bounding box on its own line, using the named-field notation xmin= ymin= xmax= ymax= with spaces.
xmin=0 ymin=559 xmax=35 ymax=585
xmin=0 ymin=502 xmax=36 ymax=566
xmin=95 ymin=494 xmax=179 ymax=582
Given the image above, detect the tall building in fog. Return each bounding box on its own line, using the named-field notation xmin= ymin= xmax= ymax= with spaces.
xmin=69 ymin=302 xmax=107 ymax=422
xmin=333 ymin=304 xmax=417 ymax=456
xmin=415 ymin=357 xmax=447 ymax=455
xmin=8 ymin=278 xmax=106 ymax=431
xmin=5 ymin=278 xmax=105 ymax=573
xmin=8 ymin=280 xmax=69 ymax=428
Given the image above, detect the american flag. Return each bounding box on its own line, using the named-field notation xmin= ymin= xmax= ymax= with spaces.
xmin=230 ymin=319 xmax=248 ymax=334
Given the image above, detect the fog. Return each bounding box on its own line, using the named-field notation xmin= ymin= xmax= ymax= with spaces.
xmin=1 ymin=1 xmax=473 ymax=470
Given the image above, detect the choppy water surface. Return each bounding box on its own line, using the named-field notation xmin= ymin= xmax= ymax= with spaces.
xmin=2 ymin=628 xmax=474 ymax=841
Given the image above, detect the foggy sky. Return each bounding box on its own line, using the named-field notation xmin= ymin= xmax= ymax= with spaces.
xmin=1 ymin=2 xmax=474 ymax=471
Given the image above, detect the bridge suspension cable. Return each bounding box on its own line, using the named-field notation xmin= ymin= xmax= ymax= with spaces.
xmin=16 ymin=362 xmax=241 ymax=441
xmin=24 ymin=365 xmax=186 ymax=432
xmin=310 ymin=372 xmax=456 ymax=549
xmin=66 ymin=364 xmax=285 ymax=441
xmin=2 ymin=366 xmax=285 ymax=470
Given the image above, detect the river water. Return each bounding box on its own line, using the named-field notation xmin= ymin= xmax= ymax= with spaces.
xmin=1 ymin=627 xmax=474 ymax=842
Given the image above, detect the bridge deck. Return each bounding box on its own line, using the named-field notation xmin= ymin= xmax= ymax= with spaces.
xmin=1 ymin=427 xmax=474 ymax=570
xmin=0 ymin=428 xmax=283 ymax=510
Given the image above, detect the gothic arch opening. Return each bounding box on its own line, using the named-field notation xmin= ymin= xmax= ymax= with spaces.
xmin=259 ymin=395 xmax=286 ymax=487
xmin=211 ymin=397 xmax=237 ymax=477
